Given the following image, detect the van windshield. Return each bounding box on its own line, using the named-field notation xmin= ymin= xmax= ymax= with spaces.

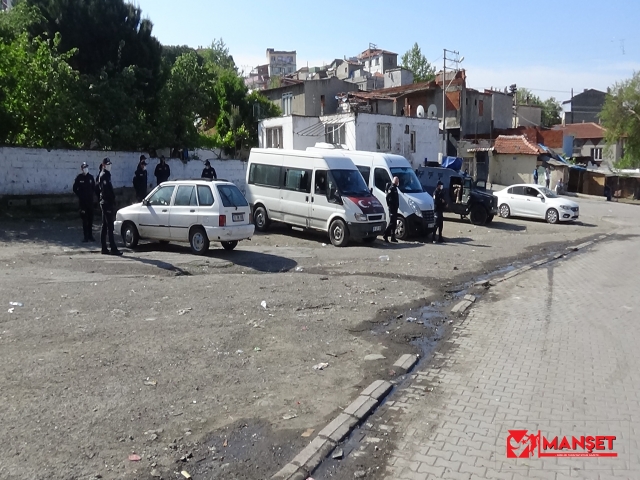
xmin=329 ymin=169 xmax=370 ymax=196
xmin=391 ymin=167 xmax=424 ymax=193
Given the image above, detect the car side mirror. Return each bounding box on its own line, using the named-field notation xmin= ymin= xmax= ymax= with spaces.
xmin=142 ymin=199 xmax=149 ymax=206
xmin=537 ymin=194 xmax=544 ymax=200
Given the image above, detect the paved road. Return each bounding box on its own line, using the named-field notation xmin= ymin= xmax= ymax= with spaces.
xmin=379 ymin=221 xmax=640 ymax=478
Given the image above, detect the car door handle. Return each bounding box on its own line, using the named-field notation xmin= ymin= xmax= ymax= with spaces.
xmin=306 ymin=196 xmax=309 ymax=202
xmin=190 ymin=209 xmax=195 ymax=213
xmin=162 ymin=209 xmax=168 ymax=212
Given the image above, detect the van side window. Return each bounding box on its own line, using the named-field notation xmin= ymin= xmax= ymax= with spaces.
xmin=314 ymin=170 xmax=327 ymax=195
xmin=249 ymin=163 xmax=281 ymax=188
xmin=374 ymin=167 xmax=392 ymax=191
xmin=357 ymin=166 xmax=371 ymax=185
xmin=283 ymin=168 xmax=312 ymax=193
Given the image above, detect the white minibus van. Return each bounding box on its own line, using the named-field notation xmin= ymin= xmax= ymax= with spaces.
xmin=307 ymin=145 xmax=435 ymax=239
xmin=245 ymin=149 xmax=386 ymax=247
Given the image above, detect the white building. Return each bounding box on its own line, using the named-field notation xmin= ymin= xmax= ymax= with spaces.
xmin=266 ymin=48 xmax=296 ymax=77
xmin=258 ymin=112 xmax=439 ymax=169
xmin=358 ymin=47 xmax=398 ymax=76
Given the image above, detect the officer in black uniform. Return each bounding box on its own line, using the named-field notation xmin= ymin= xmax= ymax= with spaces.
xmin=98 ymin=158 xmax=122 ymax=256
xmin=383 ymin=176 xmax=400 ymax=243
xmin=133 ymin=157 xmax=148 ymax=202
xmin=154 ymin=155 xmax=170 ymax=186
xmin=201 ymin=159 xmax=217 ymax=180
xmin=73 ymin=161 xmax=96 ymax=242
xmin=433 ymin=180 xmax=447 ymax=243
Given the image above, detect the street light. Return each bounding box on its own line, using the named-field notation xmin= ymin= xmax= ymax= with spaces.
xmin=442 ymin=49 xmax=464 ymax=161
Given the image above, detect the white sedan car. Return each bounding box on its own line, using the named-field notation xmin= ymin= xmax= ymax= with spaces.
xmin=494 ymin=184 xmax=579 ymax=224
xmin=115 ymin=179 xmax=255 ymax=254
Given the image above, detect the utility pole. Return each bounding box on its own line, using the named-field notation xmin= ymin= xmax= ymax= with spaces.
xmin=442 ymin=49 xmax=463 ymax=161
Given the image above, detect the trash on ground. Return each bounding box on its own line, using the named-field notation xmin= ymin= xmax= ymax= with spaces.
xmin=301 ymin=428 xmax=314 ymax=437
xmin=378 ymin=255 xmax=390 ymax=261
xmin=406 ymin=316 xmax=417 ymax=322
xmin=144 ymin=379 xmax=157 ymax=387
xmin=295 ymin=266 xmax=304 ymax=272
xmin=322 ymin=243 xmax=327 ymax=247
xmin=181 ymin=471 xmax=191 ymax=479
xmin=261 ymin=300 xmax=267 ymax=309
xmin=282 ymin=413 xmax=297 ymax=420
xmin=222 ymin=439 xmax=228 ymax=447
xmin=313 ymin=362 xmax=329 ymax=370
xmin=9 ymin=302 xmax=23 ymax=307
xmin=332 ymin=448 xmax=344 ymax=459
xmin=364 ymin=354 xmax=386 ymax=361
xmin=254 ymin=347 xmax=261 ymax=351
xmin=396 ymin=314 xmax=403 ymax=319
xmin=7 ymin=308 xmax=14 ymax=313
xmin=354 ymin=471 xmax=366 ymax=478
xmin=235 ymin=349 xmax=244 ymax=354
xmin=128 ymin=454 xmax=141 ymax=462
xmin=177 ymin=308 xmax=192 ymax=315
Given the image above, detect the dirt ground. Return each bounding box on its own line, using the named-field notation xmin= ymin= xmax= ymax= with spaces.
xmin=0 ymin=200 xmax=617 ymax=480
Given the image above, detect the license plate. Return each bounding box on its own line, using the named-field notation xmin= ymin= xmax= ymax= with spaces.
xmin=232 ymin=213 xmax=244 ymax=222
xmin=428 ymin=223 xmax=435 ymax=228
xmin=372 ymin=226 xmax=382 ymax=232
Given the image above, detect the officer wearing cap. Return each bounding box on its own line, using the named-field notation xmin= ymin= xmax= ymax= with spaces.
xmin=73 ymin=162 xmax=96 ymax=242
xmin=98 ymin=158 xmax=122 ymax=255
xmin=133 ymin=156 xmax=148 ymax=202
xmin=201 ymin=159 xmax=217 ymax=180
xmin=432 ymin=180 xmax=447 ymax=243
xmin=154 ymin=155 xmax=170 ymax=186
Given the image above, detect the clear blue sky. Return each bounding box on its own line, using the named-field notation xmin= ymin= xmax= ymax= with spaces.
xmin=135 ymin=0 xmax=639 ymax=102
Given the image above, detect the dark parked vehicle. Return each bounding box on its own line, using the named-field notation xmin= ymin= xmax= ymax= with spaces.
xmin=415 ymin=167 xmax=498 ymax=225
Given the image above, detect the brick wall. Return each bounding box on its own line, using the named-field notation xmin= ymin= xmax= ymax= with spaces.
xmin=0 ymin=148 xmax=248 ymax=197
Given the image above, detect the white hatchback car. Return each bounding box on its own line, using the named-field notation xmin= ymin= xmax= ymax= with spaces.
xmin=494 ymin=184 xmax=580 ymax=224
xmin=114 ymin=179 xmax=255 ymax=254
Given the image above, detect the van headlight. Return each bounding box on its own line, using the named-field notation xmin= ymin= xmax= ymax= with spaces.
xmin=408 ymin=199 xmax=422 ymax=217
xmin=354 ymin=213 xmax=367 ymax=221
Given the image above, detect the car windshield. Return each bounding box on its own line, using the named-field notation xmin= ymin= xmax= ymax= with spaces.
xmin=217 ymin=184 xmax=249 ymax=207
xmin=390 ymin=167 xmax=423 ymax=193
xmin=538 ymin=187 xmax=558 ymax=198
xmin=329 ymin=169 xmax=370 ymax=196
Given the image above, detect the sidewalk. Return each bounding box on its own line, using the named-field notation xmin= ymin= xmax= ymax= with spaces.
xmin=382 ymin=235 xmax=640 ymax=479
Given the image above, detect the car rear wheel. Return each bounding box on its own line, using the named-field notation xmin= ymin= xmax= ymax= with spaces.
xmin=395 ymin=216 xmax=408 ymax=240
xmin=329 ymin=219 xmax=350 ymax=247
xmin=189 ymin=227 xmax=210 ymax=255
xmin=254 ymin=205 xmax=270 ymax=232
xmin=221 ymin=241 xmax=238 ymax=251
xmin=546 ymin=208 xmax=559 ymax=224
xmin=121 ymin=222 xmax=139 ymax=248
xmin=499 ymin=203 xmax=511 ymax=218
xmin=470 ymin=205 xmax=488 ymax=225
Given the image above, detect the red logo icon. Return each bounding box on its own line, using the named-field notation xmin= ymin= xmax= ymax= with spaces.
xmin=507 ymin=430 xmax=538 ymax=458
xmin=506 ymin=429 xmax=618 ymax=458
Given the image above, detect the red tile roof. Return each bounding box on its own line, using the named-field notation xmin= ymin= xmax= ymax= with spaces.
xmin=554 ymin=122 xmax=606 ymax=139
xmin=494 ymin=135 xmax=543 ymax=155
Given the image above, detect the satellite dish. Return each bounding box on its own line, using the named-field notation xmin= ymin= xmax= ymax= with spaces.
xmin=416 ymin=105 xmax=425 ymax=118
xmin=427 ymin=104 xmax=438 ymax=118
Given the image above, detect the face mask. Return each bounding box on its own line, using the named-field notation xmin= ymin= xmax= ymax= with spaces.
xmin=82 ymin=167 xmax=88 ymax=174
xmin=105 ymin=164 xmax=112 ymax=172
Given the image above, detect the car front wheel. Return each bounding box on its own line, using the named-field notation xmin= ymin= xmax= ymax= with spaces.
xmin=395 ymin=216 xmax=408 ymax=240
xmin=546 ymin=208 xmax=559 ymax=224
xmin=329 ymin=219 xmax=350 ymax=247
xmin=499 ymin=203 xmax=511 ymax=218
xmin=470 ymin=206 xmax=488 ymax=225
xmin=122 ymin=222 xmax=139 ymax=248
xmin=254 ymin=206 xmax=270 ymax=232
xmin=189 ymin=227 xmax=210 ymax=255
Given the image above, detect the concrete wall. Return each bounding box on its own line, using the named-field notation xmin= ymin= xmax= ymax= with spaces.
xmin=491 ymin=92 xmax=514 ymax=130
xmin=384 ymin=68 xmax=414 ymax=88
xmin=304 ymin=78 xmax=359 ymax=116
xmin=514 ymin=105 xmax=542 ymax=128
xmin=0 ymin=147 xmax=248 ymax=197
xmin=354 ymin=113 xmax=439 ymax=169
xmin=488 ymin=154 xmax=537 ymax=186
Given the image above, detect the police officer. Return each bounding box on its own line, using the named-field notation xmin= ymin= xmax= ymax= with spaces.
xmin=154 ymin=155 xmax=170 ymax=186
xmin=133 ymin=156 xmax=148 ymax=202
xmin=73 ymin=162 xmax=96 ymax=242
xmin=433 ymin=180 xmax=447 ymax=243
xmin=201 ymin=159 xmax=217 ymax=180
xmin=383 ymin=176 xmax=400 ymax=243
xmin=98 ymin=158 xmax=122 ymax=256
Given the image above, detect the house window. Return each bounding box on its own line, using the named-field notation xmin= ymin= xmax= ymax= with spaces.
xmin=375 ymin=58 xmax=380 ymax=66
xmin=281 ymin=93 xmax=293 ymax=116
xmin=325 ymin=124 xmax=346 ymax=145
xmin=320 ymin=95 xmax=325 ymax=116
xmin=591 ymin=147 xmax=603 ymax=160
xmin=376 ymin=123 xmax=391 ymax=152
xmin=266 ymin=127 xmax=283 ymax=148
xmin=410 ymin=131 xmax=416 ymax=152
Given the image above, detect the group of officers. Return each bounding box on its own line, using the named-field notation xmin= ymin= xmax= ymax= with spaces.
xmin=72 ymin=155 xmax=219 ymax=254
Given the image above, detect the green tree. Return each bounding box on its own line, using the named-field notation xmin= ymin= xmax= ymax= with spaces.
xmin=401 ymin=42 xmax=435 ymax=83
xmin=601 ymin=72 xmax=640 ymax=168
xmin=515 ymin=88 xmax=561 ymax=127
xmin=198 ymin=38 xmax=236 ymax=72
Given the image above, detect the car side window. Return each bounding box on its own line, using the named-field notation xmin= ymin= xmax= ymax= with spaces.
xmin=174 ymin=185 xmax=197 ymax=206
xmin=374 ymin=167 xmax=391 ymax=191
xmin=357 ymin=166 xmax=371 ymax=185
xmin=197 ymin=185 xmax=214 ymax=206
xmin=525 ymin=187 xmax=539 ymax=197
xmin=147 ymin=185 xmax=175 ymax=206
xmin=510 ymin=186 xmax=524 ymax=195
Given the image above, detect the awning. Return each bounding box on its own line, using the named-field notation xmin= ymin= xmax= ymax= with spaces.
xmin=295 ymin=116 xmax=353 ymax=137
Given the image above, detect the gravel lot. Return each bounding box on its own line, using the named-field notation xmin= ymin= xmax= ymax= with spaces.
xmin=0 ymin=197 xmax=621 ymax=480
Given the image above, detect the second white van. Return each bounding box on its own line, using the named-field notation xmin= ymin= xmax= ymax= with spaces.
xmin=307 ymin=145 xmax=435 ymax=239
xmin=245 ymin=149 xmax=387 ymax=247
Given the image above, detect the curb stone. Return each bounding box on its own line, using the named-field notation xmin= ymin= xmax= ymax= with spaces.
xmin=393 ymin=354 xmax=418 ymax=372
xmin=271 ymin=379 xmax=393 ymax=480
